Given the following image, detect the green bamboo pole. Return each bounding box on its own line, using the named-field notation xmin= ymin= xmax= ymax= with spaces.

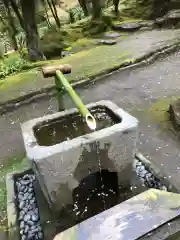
xmin=56 ymin=70 xmax=96 ymax=130
xmin=55 ymin=75 xmax=65 ymax=111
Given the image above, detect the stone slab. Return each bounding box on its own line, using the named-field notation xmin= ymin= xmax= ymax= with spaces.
xmin=53 ymin=189 xmax=180 ymax=240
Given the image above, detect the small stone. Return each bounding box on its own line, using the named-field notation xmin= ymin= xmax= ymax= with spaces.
xmin=19 ymin=210 xmax=25 ymax=220
xmin=28 ymin=188 xmax=33 ymax=193
xmin=20 ymin=221 xmax=25 ymax=229
xmin=24 ymin=214 xmax=31 ymax=222
xmin=30 ymin=225 xmax=36 ymax=230
xmin=104 ymin=32 xmax=121 ymax=39
xmin=27 ymin=220 xmax=34 ymax=226
xmin=38 ymin=231 xmax=43 ymax=239
xmin=23 ymin=192 xmax=29 ymax=201
xmin=21 ymin=235 xmax=26 ymax=240
xmin=31 ymin=214 xmax=39 ymax=222
xmin=24 ymin=187 xmax=28 ymax=193
xmin=27 ymin=204 xmax=34 ymax=211
xmin=29 ymin=199 xmax=35 ymax=205
xmin=27 ymin=193 xmax=33 ymax=200
xmin=136 ymin=166 xmax=141 ymax=172
xmin=145 ymin=173 xmax=152 ymax=178
xmin=31 ymin=175 xmax=36 ymax=181
xmin=35 ymin=235 xmax=39 ymax=240
xmin=20 ymin=229 xmax=24 ymax=235
xmin=113 ymin=22 xmax=141 ymax=31
xmin=98 ymin=39 xmax=117 ymax=45
xmin=19 ymin=201 xmax=25 ymax=210
xmin=19 ymin=186 xmax=25 ymax=192
xmin=136 ymin=161 xmax=142 ymax=166
xmin=22 ymin=180 xmax=30 ymax=186
xmin=139 ymin=166 xmax=145 ymax=172
xmin=24 ymin=225 xmax=30 ymax=234
xmin=18 ymin=193 xmax=24 ymax=201
xmin=138 ymin=171 xmax=146 ymax=178
xmin=24 ymin=206 xmax=30 ymax=213
xmin=37 ymin=224 xmax=42 ymax=231
xmin=161 ymin=185 xmax=168 ymax=191
xmin=16 ymin=181 xmax=21 ymax=188
xmin=30 ymin=227 xmax=39 ymax=234
xmin=23 ymin=174 xmax=30 ymax=180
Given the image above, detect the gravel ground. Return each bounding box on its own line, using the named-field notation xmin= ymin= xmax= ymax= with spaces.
xmin=16 ymin=174 xmax=43 ymax=240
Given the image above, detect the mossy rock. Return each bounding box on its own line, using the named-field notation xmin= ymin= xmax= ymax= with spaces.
xmin=40 ymin=28 xmax=67 ymax=59
xmin=120 ymin=0 xmax=154 ymax=19
xmin=83 ymin=16 xmax=113 ymax=36
xmin=120 ymin=0 xmax=171 ymax=19
xmin=155 ymin=10 xmax=180 ymax=28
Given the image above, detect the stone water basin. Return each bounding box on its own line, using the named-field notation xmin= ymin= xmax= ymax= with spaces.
xmin=11 ymin=99 xmax=180 ymax=239
xmin=21 ymin=100 xmax=139 ymax=214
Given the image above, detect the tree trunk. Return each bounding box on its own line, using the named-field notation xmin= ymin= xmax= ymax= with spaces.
xmin=2 ymin=0 xmax=18 ymax=51
xmin=20 ymin=0 xmax=45 ymax=61
xmin=78 ymin=0 xmax=89 ymax=16
xmin=51 ymin=0 xmax=61 ymax=27
xmin=41 ymin=0 xmax=51 ymax=26
xmin=46 ymin=0 xmax=60 ymax=28
xmin=113 ymin=0 xmax=120 ymax=14
xmin=44 ymin=2 xmax=51 ymax=26
xmin=9 ymin=0 xmax=24 ymax=29
xmin=91 ymin=0 xmax=102 ymax=19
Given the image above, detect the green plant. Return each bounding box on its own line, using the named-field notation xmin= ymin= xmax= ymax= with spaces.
xmin=68 ymin=6 xmax=85 ymax=23
xmin=0 ymin=54 xmax=27 ymax=79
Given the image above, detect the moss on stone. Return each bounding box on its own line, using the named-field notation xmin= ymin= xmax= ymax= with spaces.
xmin=0 ymin=70 xmax=38 ymax=91
xmin=145 ymin=96 xmax=180 ymax=132
xmin=0 ymin=70 xmax=39 ymax=105
xmin=70 ymin=38 xmax=97 ymax=52
xmin=149 ymin=97 xmax=180 ymax=123
xmin=120 ymin=0 xmax=154 ymax=19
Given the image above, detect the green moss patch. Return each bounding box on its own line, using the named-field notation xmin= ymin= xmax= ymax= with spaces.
xmin=0 ymin=70 xmax=40 ymax=103
xmin=146 ymin=96 xmax=180 ymax=132
xmin=149 ymin=97 xmax=180 ymax=123
xmin=0 ymin=40 xmax=132 ymax=104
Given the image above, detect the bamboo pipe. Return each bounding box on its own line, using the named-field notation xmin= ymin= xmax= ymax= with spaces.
xmin=55 ymin=70 xmax=96 ymax=130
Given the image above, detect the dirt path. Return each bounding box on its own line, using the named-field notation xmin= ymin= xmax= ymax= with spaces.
xmin=1 ymin=51 xmax=180 ymax=190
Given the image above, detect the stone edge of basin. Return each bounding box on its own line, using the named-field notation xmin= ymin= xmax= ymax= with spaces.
xmin=53 ymin=188 xmax=180 ymax=240
xmin=0 ymin=41 xmax=179 ymax=114
xmin=21 ymin=100 xmax=139 ymax=161
xmin=6 ymin=168 xmax=32 ymax=240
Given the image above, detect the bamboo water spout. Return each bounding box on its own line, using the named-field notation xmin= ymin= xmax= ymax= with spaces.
xmin=56 ymin=70 xmax=96 ymax=130
xmin=42 ymin=64 xmax=96 ymax=130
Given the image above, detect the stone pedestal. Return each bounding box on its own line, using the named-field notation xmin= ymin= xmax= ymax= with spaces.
xmin=21 ymin=101 xmax=139 ymax=212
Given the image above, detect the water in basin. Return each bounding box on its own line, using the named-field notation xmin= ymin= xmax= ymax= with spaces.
xmin=34 ymin=106 xmax=121 ymax=146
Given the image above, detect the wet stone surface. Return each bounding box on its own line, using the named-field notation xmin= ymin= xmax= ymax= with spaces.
xmin=98 ymin=39 xmax=117 ymax=45
xmin=112 ymin=22 xmax=142 ymax=32
xmin=16 ymin=174 xmax=43 ymax=240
